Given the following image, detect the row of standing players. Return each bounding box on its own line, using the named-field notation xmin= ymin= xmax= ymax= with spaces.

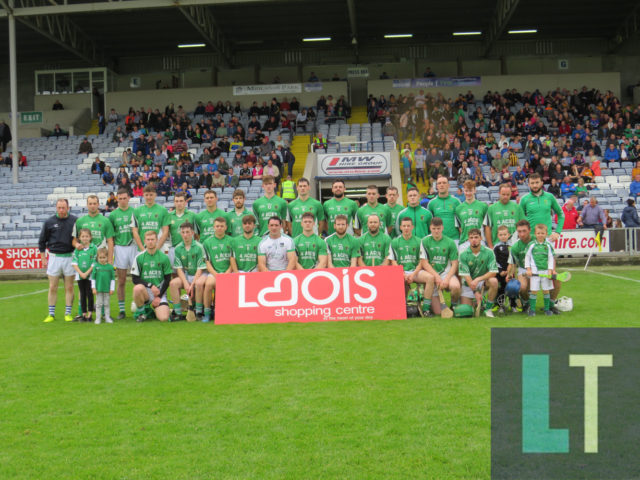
xmin=39 ymin=173 xmax=565 ymax=323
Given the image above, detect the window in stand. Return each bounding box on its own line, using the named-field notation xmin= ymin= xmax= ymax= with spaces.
xmin=37 ymin=73 xmax=54 ymax=94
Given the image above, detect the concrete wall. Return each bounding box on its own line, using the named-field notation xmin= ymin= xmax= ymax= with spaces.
xmin=368 ymin=72 xmax=621 ymax=100
xmin=1 ymin=108 xmax=91 ymax=138
xmin=34 ymin=93 xmax=91 ymax=111
xmin=105 ymin=81 xmax=349 ymax=113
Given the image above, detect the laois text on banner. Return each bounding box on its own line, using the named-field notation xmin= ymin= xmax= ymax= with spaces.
xmin=214 ymin=266 xmax=407 ymax=324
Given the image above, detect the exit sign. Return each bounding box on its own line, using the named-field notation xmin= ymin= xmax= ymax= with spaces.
xmin=21 ymin=111 xmax=43 ymax=124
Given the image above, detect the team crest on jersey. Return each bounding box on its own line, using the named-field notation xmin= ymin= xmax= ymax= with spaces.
xmin=150 ymin=262 xmax=156 ymax=267
xmin=510 ymin=211 xmax=514 ymax=215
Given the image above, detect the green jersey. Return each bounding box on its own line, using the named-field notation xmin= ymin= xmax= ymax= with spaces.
xmin=525 ymin=240 xmax=555 ymax=273
xmin=91 ymin=262 xmax=115 ymax=293
xmin=226 ymin=208 xmax=253 ymax=237
xmin=323 ymin=197 xmax=359 ymax=235
xmin=484 ymin=200 xmax=525 ymax=245
xmin=325 ymin=233 xmax=361 ymax=267
xmin=252 ymin=194 xmax=288 ymax=236
xmin=455 ymin=199 xmax=489 ymax=243
xmin=130 ymin=250 xmax=172 ymax=287
xmin=387 ymin=203 xmax=405 ymax=238
xmin=508 ymin=238 xmax=533 ymax=269
xmin=520 ymin=191 xmax=564 ymax=235
xmin=358 ymin=230 xmax=392 ymax=267
xmin=388 ymin=235 xmax=422 ymax=272
xmin=73 ymin=213 xmax=115 ymax=248
xmin=287 ymin=197 xmax=325 ymax=238
xmin=173 ymin=240 xmax=206 ymax=276
xmin=356 ymin=203 xmax=392 ymax=233
xmin=203 ymin=234 xmax=234 ymax=273
xmin=132 ymin=204 xmax=169 ymax=245
xmin=231 ymin=234 xmax=261 ymax=272
xmin=72 ymin=244 xmax=97 ymax=273
xmin=167 ymin=210 xmax=197 ymax=247
xmin=294 ymin=233 xmax=328 ymax=269
xmin=395 ymin=205 xmax=433 ymax=238
xmin=419 ymin=234 xmax=458 ymax=274
xmin=427 ymin=195 xmax=462 ymax=240
xmin=458 ymin=245 xmax=498 ymax=283
xmin=195 ymin=208 xmax=228 ymax=241
xmin=109 ymin=207 xmax=134 ymax=246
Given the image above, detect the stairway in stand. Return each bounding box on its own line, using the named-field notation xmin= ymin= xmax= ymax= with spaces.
xmin=86 ymin=120 xmax=99 ymax=136
xmin=348 ymin=106 xmax=368 ymax=124
xmin=289 ymin=134 xmax=311 ymax=180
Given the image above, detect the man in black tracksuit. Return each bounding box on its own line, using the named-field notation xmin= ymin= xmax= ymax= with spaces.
xmin=39 ymin=198 xmax=77 ymax=322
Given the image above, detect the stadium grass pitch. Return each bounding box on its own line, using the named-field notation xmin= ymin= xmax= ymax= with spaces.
xmin=0 ymin=267 xmax=638 ymax=479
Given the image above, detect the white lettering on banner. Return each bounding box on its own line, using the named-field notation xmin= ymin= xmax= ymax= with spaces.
xmin=257 ymin=273 xmax=298 ymax=307
xmin=0 ymin=247 xmax=44 ymax=270
xmin=215 ymin=265 xmax=407 ymax=324
xmin=353 ymin=269 xmax=377 ymax=303
xmin=552 ymin=230 xmax=611 ymax=254
xmin=317 ymin=153 xmax=391 ymax=177
xmin=301 ymin=271 xmax=340 ymax=305
xmin=233 ymin=83 xmax=302 ymax=96
xmin=238 ymin=268 xmax=378 ymax=308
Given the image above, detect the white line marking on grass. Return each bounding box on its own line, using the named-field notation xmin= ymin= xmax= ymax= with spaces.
xmin=567 ymin=269 xmax=640 ymax=284
xmin=0 ymin=288 xmax=48 ymax=301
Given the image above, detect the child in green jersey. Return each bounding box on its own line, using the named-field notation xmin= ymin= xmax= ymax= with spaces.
xmin=72 ymin=228 xmax=97 ymax=322
xmin=91 ymin=248 xmax=115 ymax=324
xmin=525 ymin=223 xmax=556 ymax=317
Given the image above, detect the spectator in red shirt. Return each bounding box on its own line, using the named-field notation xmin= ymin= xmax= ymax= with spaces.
xmin=560 ymin=195 xmax=582 ymax=229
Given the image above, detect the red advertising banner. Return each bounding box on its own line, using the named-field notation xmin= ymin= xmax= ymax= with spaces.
xmin=0 ymin=247 xmax=44 ymax=270
xmin=215 ymin=265 xmax=407 ymax=325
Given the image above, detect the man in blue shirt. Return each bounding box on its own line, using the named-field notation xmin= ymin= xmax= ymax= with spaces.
xmin=630 ymin=173 xmax=640 ymax=198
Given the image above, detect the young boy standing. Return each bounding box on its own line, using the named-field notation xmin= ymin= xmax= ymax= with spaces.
xmin=525 ymin=223 xmax=556 ymax=316
xmin=493 ymin=225 xmax=511 ymax=314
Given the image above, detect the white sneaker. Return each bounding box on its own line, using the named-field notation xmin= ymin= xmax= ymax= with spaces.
xmin=95 ymin=317 xmax=102 ymax=324
xmin=105 ymin=317 xmax=114 ymax=324
xmin=484 ymin=310 xmax=495 ymax=318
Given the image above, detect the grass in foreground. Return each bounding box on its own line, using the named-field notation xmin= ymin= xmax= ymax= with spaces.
xmin=0 ymin=267 xmax=638 ymax=479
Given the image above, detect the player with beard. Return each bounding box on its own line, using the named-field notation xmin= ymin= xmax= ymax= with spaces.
xmin=325 ymin=215 xmax=361 ymax=267
xmin=458 ymin=228 xmax=499 ymax=318
xmin=519 ymin=173 xmax=564 ymax=312
xmin=323 ymin=179 xmax=358 ymax=235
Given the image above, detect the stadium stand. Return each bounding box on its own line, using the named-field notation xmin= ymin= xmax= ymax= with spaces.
xmin=2 ymin=87 xmax=640 ymax=251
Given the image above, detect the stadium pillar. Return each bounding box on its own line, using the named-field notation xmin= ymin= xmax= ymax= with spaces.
xmin=456 ymin=57 xmax=463 ymax=76
xmin=500 ymin=55 xmax=507 ymax=75
xmin=212 ymin=66 xmax=218 ymax=86
xmin=8 ymin=0 xmax=19 ymax=184
xmin=254 ymin=64 xmax=260 ymax=84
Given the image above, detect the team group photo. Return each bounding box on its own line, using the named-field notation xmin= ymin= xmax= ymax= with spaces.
xmin=3 ymin=1 xmax=640 ymax=478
